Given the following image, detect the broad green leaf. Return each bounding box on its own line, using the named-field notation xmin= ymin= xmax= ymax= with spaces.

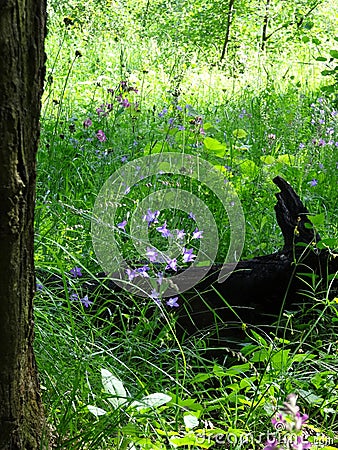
xmin=277 ymin=154 xmax=295 ymax=165
xmin=232 ymin=128 xmax=247 ymax=139
xmin=224 ymin=363 xmax=251 ymax=376
xmin=213 ymin=364 xmax=226 ymax=377
xmin=101 ymin=368 xmax=127 ymax=408
xmin=203 ymin=137 xmax=226 ymax=157
xmin=183 ymin=414 xmax=199 ymax=429
xmin=87 ymin=405 xmax=107 ymax=417
xmin=271 ymin=349 xmax=291 ymax=370
xmin=250 ymin=349 xmax=270 ymax=363
xmin=329 ymin=49 xmax=338 ymax=59
xmin=317 ymin=238 xmax=338 ymax=249
xmin=309 ymin=213 xmax=325 ymax=227
xmin=251 ymin=330 xmax=268 ymax=346
xmin=131 ymin=392 xmax=172 ymax=410
xmin=261 ymin=155 xmax=275 ymax=165
xmin=240 ymin=159 xmax=258 ymax=177
xmin=191 ymin=373 xmax=212 ymax=383
xmin=316 ymin=56 xmax=327 ymax=62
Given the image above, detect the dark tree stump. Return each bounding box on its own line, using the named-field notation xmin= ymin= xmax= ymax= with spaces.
xmin=175 ymin=176 xmax=337 ymax=338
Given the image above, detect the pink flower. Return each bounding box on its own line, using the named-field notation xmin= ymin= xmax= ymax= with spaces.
xmin=96 ymin=130 xmax=107 ymax=142
xmin=121 ymin=98 xmax=130 ymax=108
xmin=83 ymin=118 xmax=92 ymax=128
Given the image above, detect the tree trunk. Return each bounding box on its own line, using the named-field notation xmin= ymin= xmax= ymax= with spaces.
xmin=261 ymin=0 xmax=271 ymax=51
xmin=0 ymin=0 xmax=47 ymax=448
xmin=220 ymin=0 xmax=235 ymax=61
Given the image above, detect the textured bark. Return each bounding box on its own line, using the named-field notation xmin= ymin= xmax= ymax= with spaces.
xmin=220 ymin=0 xmax=235 ymax=61
xmin=0 ymin=0 xmax=47 ymax=448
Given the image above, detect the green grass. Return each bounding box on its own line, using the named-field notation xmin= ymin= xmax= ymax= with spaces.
xmin=34 ymin=2 xmax=338 ymax=448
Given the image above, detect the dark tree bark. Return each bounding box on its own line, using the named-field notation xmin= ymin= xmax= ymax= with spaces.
xmin=261 ymin=0 xmax=272 ymax=51
xmin=220 ymin=0 xmax=235 ymax=61
xmin=0 ymin=1 xmax=47 ymax=448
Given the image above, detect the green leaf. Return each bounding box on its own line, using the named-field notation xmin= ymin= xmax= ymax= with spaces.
xmin=302 ymin=36 xmax=310 ymax=43
xmin=101 ymin=368 xmax=127 ymax=408
xmin=277 ymin=154 xmax=295 ymax=165
xmin=87 ymin=405 xmax=107 ymax=417
xmin=317 ymin=238 xmax=338 ymax=249
xmin=271 ymin=349 xmax=290 ymax=370
xmin=261 ymin=155 xmax=275 ymax=165
xmin=308 ymin=213 xmax=325 ymax=227
xmin=224 ymin=363 xmax=251 ymax=376
xmin=316 ymin=56 xmax=327 ymax=62
xmin=232 ymin=128 xmax=247 ymax=139
xmin=329 ymin=49 xmax=338 ymax=59
xmin=250 ymin=349 xmax=270 ymax=363
xmin=240 ymin=159 xmax=258 ymax=178
xmin=251 ymin=330 xmax=268 ymax=346
xmin=203 ymin=137 xmax=226 ymax=157
xmin=191 ymin=373 xmax=212 ymax=383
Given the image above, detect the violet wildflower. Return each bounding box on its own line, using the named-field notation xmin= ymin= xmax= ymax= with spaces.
xmin=36 ymin=283 xmax=43 ymax=291
xmin=292 ymin=436 xmax=311 ymax=450
xmin=299 ymin=143 xmax=305 ymax=149
xmin=126 ymin=268 xmax=138 ymax=281
xmin=96 ymin=106 xmax=105 ymax=116
xmin=124 ymin=186 xmax=130 ymax=195
xmin=96 ymin=130 xmax=107 ymax=142
xmin=263 ymin=439 xmax=280 ymax=450
xmin=137 ymin=265 xmax=150 ymax=278
xmin=70 ymin=293 xmax=79 ymax=301
xmin=309 ymin=179 xmax=318 ymax=187
xmin=166 ymin=296 xmax=179 ymax=307
xmin=117 ymin=219 xmax=127 ymax=231
xmin=158 ymin=107 xmax=168 ymax=117
xmin=268 ymin=133 xmax=276 ymax=140
xmin=83 ymin=118 xmax=92 ymax=128
xmin=121 ymin=98 xmax=130 ymax=108
xmin=150 ymin=289 xmax=161 ymax=305
xmin=192 ymin=228 xmax=203 ymax=239
xmin=121 ymin=155 xmax=128 ymax=163
xmin=168 ymin=117 xmax=174 ymax=126
xmin=239 ymin=109 xmax=246 ymax=119
xmin=146 ymin=247 xmax=158 ymax=263
xmin=176 ymin=229 xmax=185 ymax=240
xmin=144 ymin=209 xmax=160 ymax=226
xmin=81 ymin=295 xmax=93 ymax=308
xmin=157 ymin=272 xmax=164 ymax=285
xmin=182 ymin=248 xmax=196 ymax=263
xmin=70 ymin=267 xmax=82 ymax=278
xmin=166 ymin=258 xmax=177 ymax=272
xmin=156 ymin=221 xmax=171 ymax=238
xmin=188 ymin=212 xmax=196 ymax=220
xmin=177 ymin=125 xmax=185 ymax=131
xmin=294 ymin=412 xmax=309 ymax=431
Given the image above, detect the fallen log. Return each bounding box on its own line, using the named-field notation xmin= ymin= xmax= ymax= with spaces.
xmin=174 ymin=176 xmax=337 ymax=338
xmin=36 ymin=176 xmax=338 ymax=341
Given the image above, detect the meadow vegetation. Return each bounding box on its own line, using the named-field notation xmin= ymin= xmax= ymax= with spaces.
xmin=35 ymin=1 xmax=338 ymax=448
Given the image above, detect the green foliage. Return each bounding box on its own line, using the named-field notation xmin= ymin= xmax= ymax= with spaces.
xmin=34 ymin=0 xmax=338 ymax=448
